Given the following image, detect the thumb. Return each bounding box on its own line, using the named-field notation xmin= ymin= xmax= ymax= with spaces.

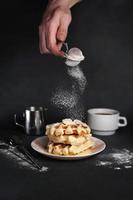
xmin=57 ymin=18 xmax=70 ymax=42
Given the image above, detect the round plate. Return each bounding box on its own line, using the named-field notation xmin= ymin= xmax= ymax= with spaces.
xmin=31 ymin=136 xmax=106 ymax=160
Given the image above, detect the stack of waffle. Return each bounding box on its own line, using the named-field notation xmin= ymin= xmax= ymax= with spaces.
xmin=46 ymin=119 xmax=94 ymax=155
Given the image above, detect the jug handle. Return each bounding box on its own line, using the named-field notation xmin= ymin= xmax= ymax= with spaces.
xmin=14 ymin=114 xmax=25 ymax=128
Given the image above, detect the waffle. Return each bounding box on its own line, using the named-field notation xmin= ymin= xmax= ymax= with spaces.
xmin=47 ymin=139 xmax=94 ymax=155
xmin=46 ymin=119 xmax=93 ymax=156
xmin=46 ymin=119 xmax=91 ymax=137
xmin=47 ymin=134 xmax=91 ymax=146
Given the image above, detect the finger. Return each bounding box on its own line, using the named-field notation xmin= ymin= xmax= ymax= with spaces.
xmin=57 ymin=15 xmax=71 ymax=42
xmin=39 ymin=25 xmax=49 ymax=54
xmin=57 ymin=41 xmax=63 ymax=51
xmin=46 ymin=18 xmax=64 ymax=57
xmin=41 ymin=28 xmax=50 ymax=54
xmin=39 ymin=26 xmax=43 ymax=54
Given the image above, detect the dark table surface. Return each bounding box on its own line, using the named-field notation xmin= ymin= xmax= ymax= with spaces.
xmin=0 ymin=127 xmax=133 ymax=200
xmin=0 ymin=0 xmax=133 ymax=199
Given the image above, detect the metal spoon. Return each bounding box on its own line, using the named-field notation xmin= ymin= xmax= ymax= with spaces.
xmin=9 ymin=137 xmax=43 ymax=171
xmin=0 ymin=142 xmax=34 ymax=166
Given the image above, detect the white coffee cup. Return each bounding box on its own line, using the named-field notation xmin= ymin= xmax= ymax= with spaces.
xmin=87 ymin=108 xmax=127 ymax=136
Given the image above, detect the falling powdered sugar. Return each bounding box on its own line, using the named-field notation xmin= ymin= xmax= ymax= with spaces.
xmin=51 ymin=65 xmax=87 ymax=120
xmin=51 ymin=89 xmax=78 ymax=110
xmin=96 ymin=148 xmax=133 ymax=170
xmin=67 ymin=66 xmax=87 ymax=94
xmin=51 ymin=46 xmax=87 ymax=120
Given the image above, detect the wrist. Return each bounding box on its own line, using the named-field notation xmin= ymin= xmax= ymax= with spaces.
xmin=48 ymin=0 xmax=81 ymax=9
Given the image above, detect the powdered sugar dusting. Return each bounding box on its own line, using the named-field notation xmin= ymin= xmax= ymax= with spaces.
xmin=112 ymin=149 xmax=133 ymax=165
xmin=51 ymin=65 xmax=87 ymax=120
xmin=96 ymin=148 xmax=133 ymax=170
xmin=67 ymin=66 xmax=87 ymax=94
xmin=51 ymin=89 xmax=78 ymax=109
xmin=0 ymin=141 xmax=48 ymax=172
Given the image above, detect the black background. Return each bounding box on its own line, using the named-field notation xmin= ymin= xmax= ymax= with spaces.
xmin=0 ymin=0 xmax=133 ymax=129
xmin=0 ymin=0 xmax=133 ymax=200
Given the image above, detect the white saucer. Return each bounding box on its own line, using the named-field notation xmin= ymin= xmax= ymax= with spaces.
xmin=31 ymin=136 xmax=106 ymax=160
xmin=92 ymin=130 xmax=116 ymax=136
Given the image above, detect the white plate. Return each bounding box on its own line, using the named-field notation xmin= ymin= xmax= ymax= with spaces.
xmin=31 ymin=136 xmax=106 ymax=160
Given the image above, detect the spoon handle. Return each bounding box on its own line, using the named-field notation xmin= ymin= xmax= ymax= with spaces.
xmin=9 ymin=149 xmax=34 ymax=166
xmin=18 ymin=146 xmax=42 ymax=170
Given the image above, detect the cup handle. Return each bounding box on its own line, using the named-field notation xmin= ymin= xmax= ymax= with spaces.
xmin=118 ymin=116 xmax=127 ymax=127
xmin=14 ymin=114 xmax=25 ymax=128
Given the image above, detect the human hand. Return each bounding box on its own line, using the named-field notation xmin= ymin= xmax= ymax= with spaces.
xmin=39 ymin=1 xmax=72 ymax=57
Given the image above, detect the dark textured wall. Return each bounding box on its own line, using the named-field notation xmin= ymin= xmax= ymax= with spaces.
xmin=0 ymin=0 xmax=133 ymax=130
